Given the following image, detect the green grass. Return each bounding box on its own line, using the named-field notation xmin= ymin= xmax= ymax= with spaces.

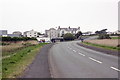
xmin=82 ymin=42 xmax=120 ymax=51
xmin=2 ymin=43 xmax=35 ymax=57
xmin=111 ymin=37 xmax=120 ymax=39
xmin=2 ymin=43 xmax=48 ymax=78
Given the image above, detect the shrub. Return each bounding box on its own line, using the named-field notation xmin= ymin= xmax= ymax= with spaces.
xmin=63 ymin=33 xmax=76 ymax=41
xmin=1 ymin=37 xmax=37 ymax=41
xmin=98 ymin=34 xmax=111 ymax=39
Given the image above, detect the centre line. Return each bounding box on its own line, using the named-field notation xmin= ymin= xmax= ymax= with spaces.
xmin=78 ymin=53 xmax=85 ymax=56
xmin=89 ymin=57 xmax=102 ymax=64
xmin=73 ymin=50 xmax=76 ymax=52
xmin=110 ymin=67 xmax=120 ymax=72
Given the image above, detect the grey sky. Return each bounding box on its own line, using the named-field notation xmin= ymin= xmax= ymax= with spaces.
xmin=0 ymin=0 xmax=119 ymax=34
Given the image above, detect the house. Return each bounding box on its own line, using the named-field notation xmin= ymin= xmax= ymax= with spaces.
xmin=13 ymin=31 xmax=22 ymax=35
xmin=45 ymin=28 xmax=59 ymax=39
xmin=45 ymin=26 xmax=81 ymax=39
xmin=58 ymin=26 xmax=80 ymax=37
xmin=23 ymin=29 xmax=39 ymax=38
xmin=0 ymin=30 xmax=8 ymax=37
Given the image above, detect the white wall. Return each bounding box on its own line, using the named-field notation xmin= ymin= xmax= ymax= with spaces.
xmin=37 ymin=37 xmax=51 ymax=42
xmin=25 ymin=30 xmax=38 ymax=38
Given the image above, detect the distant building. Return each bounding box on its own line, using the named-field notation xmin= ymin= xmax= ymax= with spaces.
xmin=58 ymin=26 xmax=80 ymax=37
xmin=107 ymin=31 xmax=113 ymax=35
xmin=0 ymin=30 xmax=8 ymax=37
xmin=13 ymin=31 xmax=22 ymax=35
xmin=7 ymin=34 xmax=21 ymax=37
xmin=45 ymin=28 xmax=59 ymax=39
xmin=45 ymin=26 xmax=81 ymax=39
xmin=37 ymin=37 xmax=51 ymax=43
xmin=82 ymin=31 xmax=93 ymax=35
xmin=113 ymin=30 xmax=120 ymax=34
xmin=12 ymin=31 xmax=22 ymax=37
xmin=23 ymin=29 xmax=39 ymax=38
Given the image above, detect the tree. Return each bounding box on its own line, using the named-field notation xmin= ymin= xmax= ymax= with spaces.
xmin=95 ymin=29 xmax=107 ymax=34
xmin=63 ymin=33 xmax=76 ymax=41
xmin=95 ymin=29 xmax=111 ymax=39
xmin=75 ymin=31 xmax=82 ymax=38
xmin=37 ymin=32 xmax=41 ymax=35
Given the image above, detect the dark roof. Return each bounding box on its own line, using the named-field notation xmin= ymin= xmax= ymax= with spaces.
xmin=7 ymin=34 xmax=21 ymax=37
xmin=58 ymin=28 xmax=78 ymax=31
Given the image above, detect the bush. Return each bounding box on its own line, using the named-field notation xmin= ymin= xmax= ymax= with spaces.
xmin=63 ymin=33 xmax=76 ymax=41
xmin=1 ymin=37 xmax=37 ymax=41
xmin=98 ymin=34 xmax=111 ymax=39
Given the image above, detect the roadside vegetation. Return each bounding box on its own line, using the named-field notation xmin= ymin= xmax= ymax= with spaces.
xmin=2 ymin=40 xmax=38 ymax=57
xmin=63 ymin=33 xmax=76 ymax=41
xmin=81 ymin=29 xmax=120 ymax=51
xmin=111 ymin=36 xmax=120 ymax=39
xmin=82 ymin=41 xmax=120 ymax=51
xmin=1 ymin=36 xmax=37 ymax=42
xmin=2 ymin=42 xmax=48 ymax=78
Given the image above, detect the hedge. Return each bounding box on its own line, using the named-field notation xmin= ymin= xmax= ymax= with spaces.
xmin=0 ymin=37 xmax=37 ymax=41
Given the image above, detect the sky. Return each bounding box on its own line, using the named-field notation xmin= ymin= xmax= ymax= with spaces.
xmin=0 ymin=0 xmax=119 ymax=34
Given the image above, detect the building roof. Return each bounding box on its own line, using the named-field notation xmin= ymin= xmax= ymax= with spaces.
xmin=49 ymin=28 xmax=56 ymax=30
xmin=8 ymin=34 xmax=21 ymax=37
xmin=58 ymin=27 xmax=78 ymax=31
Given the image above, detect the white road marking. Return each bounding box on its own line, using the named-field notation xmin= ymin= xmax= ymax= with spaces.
xmin=89 ymin=57 xmax=102 ymax=64
xmin=73 ymin=50 xmax=76 ymax=52
xmin=110 ymin=67 xmax=120 ymax=72
xmin=78 ymin=53 xmax=85 ymax=56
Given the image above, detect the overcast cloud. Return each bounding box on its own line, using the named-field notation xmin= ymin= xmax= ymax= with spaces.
xmin=0 ymin=0 xmax=119 ymax=34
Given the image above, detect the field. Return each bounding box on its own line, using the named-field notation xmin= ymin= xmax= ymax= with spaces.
xmin=84 ymin=39 xmax=119 ymax=47
xmin=1 ymin=41 xmax=48 ymax=78
xmin=110 ymin=36 xmax=120 ymax=39
xmin=2 ymin=40 xmax=39 ymax=57
xmin=83 ymin=39 xmax=120 ymax=51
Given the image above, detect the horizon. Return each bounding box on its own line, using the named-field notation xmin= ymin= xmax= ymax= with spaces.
xmin=0 ymin=0 xmax=119 ymax=34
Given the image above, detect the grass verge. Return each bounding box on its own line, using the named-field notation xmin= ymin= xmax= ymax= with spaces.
xmin=82 ymin=42 xmax=120 ymax=51
xmin=111 ymin=37 xmax=120 ymax=39
xmin=2 ymin=43 xmax=48 ymax=78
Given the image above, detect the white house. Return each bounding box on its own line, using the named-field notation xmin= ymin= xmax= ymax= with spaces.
xmin=23 ymin=29 xmax=39 ymax=38
xmin=58 ymin=26 xmax=80 ymax=37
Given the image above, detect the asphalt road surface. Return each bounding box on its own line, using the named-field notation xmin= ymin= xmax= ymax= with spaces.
xmin=49 ymin=41 xmax=119 ymax=78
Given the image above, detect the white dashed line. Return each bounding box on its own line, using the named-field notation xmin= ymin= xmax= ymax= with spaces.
xmin=78 ymin=53 xmax=85 ymax=56
xmin=73 ymin=50 xmax=76 ymax=52
xmin=89 ymin=57 xmax=102 ymax=64
xmin=110 ymin=67 xmax=120 ymax=72
xmin=68 ymin=47 xmax=72 ymax=49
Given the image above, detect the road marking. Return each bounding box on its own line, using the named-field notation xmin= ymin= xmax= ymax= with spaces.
xmin=73 ymin=50 xmax=76 ymax=52
xmin=68 ymin=47 xmax=72 ymax=49
xmin=89 ymin=57 xmax=102 ymax=64
xmin=78 ymin=53 xmax=85 ymax=56
xmin=110 ymin=67 xmax=120 ymax=72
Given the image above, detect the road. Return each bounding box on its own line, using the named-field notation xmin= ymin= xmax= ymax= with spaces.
xmin=49 ymin=41 xmax=119 ymax=78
